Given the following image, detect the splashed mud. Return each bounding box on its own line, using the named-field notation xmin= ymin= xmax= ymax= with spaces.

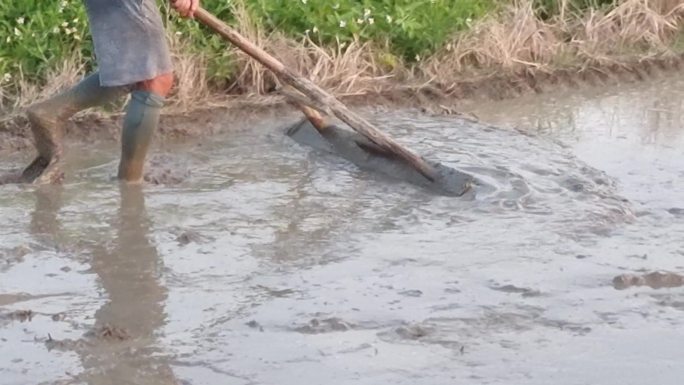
xmin=1 ymin=73 xmax=683 ymax=385
xmin=613 ymin=272 xmax=684 ymax=290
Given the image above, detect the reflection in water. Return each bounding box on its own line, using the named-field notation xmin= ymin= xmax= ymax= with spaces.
xmin=30 ymin=185 xmax=177 ymax=384
xmin=30 ymin=186 xmax=63 ymax=245
xmin=463 ymin=76 xmax=684 ymax=148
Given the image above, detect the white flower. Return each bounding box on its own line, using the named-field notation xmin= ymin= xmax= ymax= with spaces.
xmin=13 ymin=27 xmax=21 ymax=37
xmin=2 ymin=73 xmax=12 ymax=83
xmin=356 ymin=18 xmax=364 ymax=24
xmin=312 ymin=26 xmax=319 ymax=33
xmin=17 ymin=17 xmax=25 ymax=25
xmin=364 ymin=8 xmax=371 ymax=18
xmin=415 ymin=54 xmax=421 ymax=61
xmin=305 ymin=29 xmax=310 ymax=35
xmin=61 ymin=22 xmax=69 ymax=27
xmin=368 ymin=17 xmax=374 ymax=25
xmin=301 ymin=0 xmax=307 ymax=3
xmin=339 ymin=20 xmax=346 ymax=28
xmin=52 ymin=26 xmax=60 ymax=34
xmin=175 ymin=31 xmax=182 ymax=36
xmin=386 ymin=15 xmax=393 ymax=23
xmin=333 ymin=3 xmax=339 ymax=10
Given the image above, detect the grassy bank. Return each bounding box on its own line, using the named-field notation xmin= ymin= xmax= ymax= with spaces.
xmin=1 ymin=0 xmax=683 ymax=111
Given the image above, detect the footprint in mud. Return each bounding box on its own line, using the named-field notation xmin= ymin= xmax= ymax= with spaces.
xmin=293 ymin=317 xmax=354 ymax=334
xmin=613 ymin=271 xmax=684 ymax=290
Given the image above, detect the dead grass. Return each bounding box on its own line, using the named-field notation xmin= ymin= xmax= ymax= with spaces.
xmin=163 ymin=0 xmax=396 ymax=111
xmin=423 ymin=1 xmax=561 ymax=78
xmin=424 ymin=0 xmax=684 ymax=81
xmin=167 ymin=35 xmax=212 ymax=108
xmin=570 ymin=0 xmax=684 ymax=62
xmin=219 ymin=0 xmax=396 ymax=98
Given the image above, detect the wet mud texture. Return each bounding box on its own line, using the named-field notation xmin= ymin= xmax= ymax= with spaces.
xmin=286 ymin=119 xmax=473 ymax=196
xmin=0 ymin=169 xmax=21 ymax=185
xmin=0 ymin=153 xmax=190 ymax=186
xmin=1 ymin=73 xmax=683 ymax=385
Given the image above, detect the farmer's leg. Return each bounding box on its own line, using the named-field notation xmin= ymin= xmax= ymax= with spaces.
xmin=117 ymin=72 xmax=173 ymax=183
xmin=22 ymin=73 xmax=127 ymax=183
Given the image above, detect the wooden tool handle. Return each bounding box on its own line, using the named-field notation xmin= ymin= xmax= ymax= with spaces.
xmin=194 ymin=7 xmax=437 ymax=181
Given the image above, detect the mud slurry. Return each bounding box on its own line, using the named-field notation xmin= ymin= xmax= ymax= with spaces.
xmin=1 ymin=73 xmax=684 ymax=384
xmin=287 ymin=119 xmax=474 ymax=196
xmin=613 ymin=271 xmax=684 ymax=290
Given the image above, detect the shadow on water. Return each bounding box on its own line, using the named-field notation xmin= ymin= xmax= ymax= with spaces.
xmin=29 ymin=185 xmax=178 ymax=385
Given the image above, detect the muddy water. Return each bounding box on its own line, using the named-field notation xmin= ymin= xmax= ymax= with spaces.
xmin=1 ymin=74 xmax=683 ymax=385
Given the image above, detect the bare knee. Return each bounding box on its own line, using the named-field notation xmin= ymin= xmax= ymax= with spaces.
xmin=137 ymin=72 xmax=174 ymax=97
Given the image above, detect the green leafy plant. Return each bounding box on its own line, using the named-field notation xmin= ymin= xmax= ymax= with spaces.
xmin=0 ymin=0 xmax=91 ymax=88
xmin=250 ymin=0 xmax=493 ymax=60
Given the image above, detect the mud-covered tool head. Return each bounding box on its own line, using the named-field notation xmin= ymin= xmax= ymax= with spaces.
xmin=286 ymin=119 xmax=474 ymax=197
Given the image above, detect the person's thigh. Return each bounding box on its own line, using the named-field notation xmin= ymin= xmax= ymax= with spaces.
xmin=83 ymin=0 xmax=173 ymax=87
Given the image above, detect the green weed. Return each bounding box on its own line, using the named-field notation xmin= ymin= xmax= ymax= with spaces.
xmin=0 ymin=0 xmax=90 ymax=89
xmin=249 ymin=0 xmax=493 ymax=61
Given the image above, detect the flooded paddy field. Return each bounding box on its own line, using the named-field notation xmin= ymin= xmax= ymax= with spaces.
xmin=1 ymin=73 xmax=683 ymax=384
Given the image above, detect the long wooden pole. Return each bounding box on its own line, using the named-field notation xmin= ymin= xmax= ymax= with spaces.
xmin=193 ymin=7 xmax=437 ymax=181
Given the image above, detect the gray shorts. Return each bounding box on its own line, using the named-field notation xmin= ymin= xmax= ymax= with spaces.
xmin=83 ymin=0 xmax=173 ymax=87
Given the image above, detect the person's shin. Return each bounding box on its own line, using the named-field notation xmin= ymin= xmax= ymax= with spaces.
xmin=117 ymin=90 xmax=165 ymax=183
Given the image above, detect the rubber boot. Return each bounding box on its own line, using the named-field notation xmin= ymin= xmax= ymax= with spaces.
xmin=117 ymin=91 xmax=165 ymax=183
xmin=22 ymin=72 xmax=127 ymax=183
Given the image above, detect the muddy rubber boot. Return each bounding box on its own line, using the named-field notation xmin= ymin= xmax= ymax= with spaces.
xmin=22 ymin=72 xmax=127 ymax=184
xmin=117 ymin=91 xmax=165 ymax=183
